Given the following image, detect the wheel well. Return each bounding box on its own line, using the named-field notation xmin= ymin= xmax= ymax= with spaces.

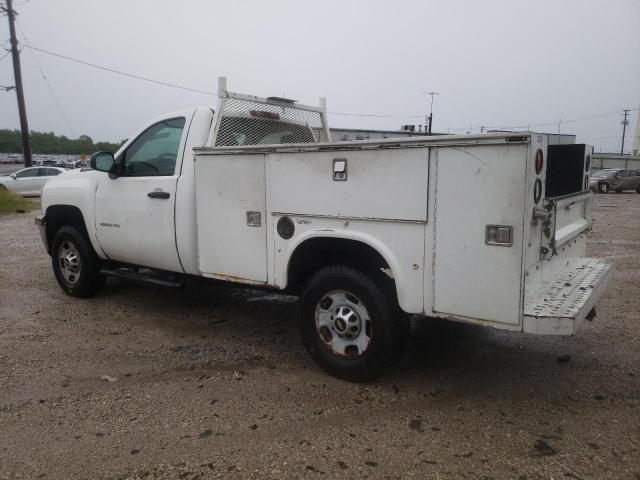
xmin=45 ymin=205 xmax=88 ymax=251
xmin=287 ymin=237 xmax=396 ymax=297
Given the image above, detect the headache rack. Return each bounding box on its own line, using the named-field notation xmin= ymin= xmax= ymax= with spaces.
xmin=206 ymin=77 xmax=331 ymax=147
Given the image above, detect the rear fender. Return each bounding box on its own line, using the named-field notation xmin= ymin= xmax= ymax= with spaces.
xmin=277 ymin=222 xmax=424 ymax=314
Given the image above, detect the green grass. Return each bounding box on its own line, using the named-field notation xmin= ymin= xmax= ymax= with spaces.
xmin=0 ymin=187 xmax=39 ymax=216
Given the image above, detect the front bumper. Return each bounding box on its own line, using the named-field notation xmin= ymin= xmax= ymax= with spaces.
xmin=34 ymin=214 xmax=49 ymax=253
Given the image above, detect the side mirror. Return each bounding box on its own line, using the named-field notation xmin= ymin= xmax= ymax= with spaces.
xmin=10 ymin=174 xmax=16 ymax=179
xmin=90 ymin=152 xmax=116 ymax=176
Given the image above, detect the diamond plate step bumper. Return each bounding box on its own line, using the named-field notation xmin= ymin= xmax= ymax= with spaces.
xmin=523 ymin=258 xmax=613 ymax=335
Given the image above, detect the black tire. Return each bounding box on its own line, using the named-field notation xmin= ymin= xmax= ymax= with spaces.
xmin=636 ymin=184 xmax=640 ymax=194
xmin=598 ymin=183 xmax=609 ymax=193
xmin=51 ymin=225 xmax=105 ymax=298
xmin=300 ymin=265 xmax=407 ymax=382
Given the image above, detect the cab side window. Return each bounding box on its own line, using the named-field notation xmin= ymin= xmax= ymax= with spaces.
xmin=121 ymin=117 xmax=186 ymax=177
xmin=15 ymin=168 xmax=38 ymax=178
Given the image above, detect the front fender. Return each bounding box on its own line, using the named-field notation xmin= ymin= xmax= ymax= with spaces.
xmin=41 ymin=170 xmax=106 ymax=259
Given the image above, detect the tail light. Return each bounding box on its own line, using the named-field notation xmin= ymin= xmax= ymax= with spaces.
xmin=535 ymin=149 xmax=544 ymax=175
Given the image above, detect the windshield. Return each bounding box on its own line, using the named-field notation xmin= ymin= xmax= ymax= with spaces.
xmin=591 ymin=169 xmax=617 ymax=178
xmin=216 ymin=117 xmax=316 ymax=146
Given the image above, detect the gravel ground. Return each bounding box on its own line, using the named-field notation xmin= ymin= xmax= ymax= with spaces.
xmin=0 ymin=194 xmax=638 ymax=480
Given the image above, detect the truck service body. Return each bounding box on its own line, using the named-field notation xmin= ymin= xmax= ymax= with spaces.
xmin=37 ymin=79 xmax=613 ymax=380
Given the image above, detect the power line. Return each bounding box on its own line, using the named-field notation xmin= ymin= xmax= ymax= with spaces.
xmin=16 ymin=20 xmax=75 ymax=136
xmin=0 ymin=50 xmax=10 ymax=61
xmin=14 ymin=43 xmax=636 ymax=134
xmin=328 ymin=111 xmax=422 ymax=118
xmin=21 ymin=44 xmax=429 ymax=119
xmin=481 ymin=110 xmax=622 ymax=132
xmin=23 ymin=43 xmax=217 ymax=96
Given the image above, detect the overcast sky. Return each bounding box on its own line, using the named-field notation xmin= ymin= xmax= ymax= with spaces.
xmin=1 ymin=0 xmax=639 ymax=152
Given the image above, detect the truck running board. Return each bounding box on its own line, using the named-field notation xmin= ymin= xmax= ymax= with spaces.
xmin=99 ymin=268 xmax=184 ymax=288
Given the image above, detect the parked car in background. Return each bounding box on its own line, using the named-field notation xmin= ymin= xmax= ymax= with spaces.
xmin=60 ymin=158 xmax=83 ymax=169
xmin=589 ymin=168 xmax=640 ymax=193
xmin=0 ymin=166 xmax=67 ymax=196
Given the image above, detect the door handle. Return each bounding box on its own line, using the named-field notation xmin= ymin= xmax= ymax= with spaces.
xmin=147 ymin=191 xmax=170 ymax=199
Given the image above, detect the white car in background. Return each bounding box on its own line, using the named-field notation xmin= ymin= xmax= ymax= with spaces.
xmin=0 ymin=166 xmax=68 ymax=196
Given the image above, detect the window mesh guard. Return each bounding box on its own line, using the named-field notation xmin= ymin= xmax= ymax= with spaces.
xmin=210 ymin=78 xmax=330 ymax=147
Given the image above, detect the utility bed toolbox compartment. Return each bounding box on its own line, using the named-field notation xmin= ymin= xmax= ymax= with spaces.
xmin=268 ymin=148 xmax=429 ymax=222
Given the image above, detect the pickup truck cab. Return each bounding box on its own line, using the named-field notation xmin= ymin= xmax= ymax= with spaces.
xmin=37 ymin=78 xmax=613 ymax=381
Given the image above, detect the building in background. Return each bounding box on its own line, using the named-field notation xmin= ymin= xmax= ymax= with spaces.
xmin=592 ymin=153 xmax=640 ymax=171
xmin=329 ymin=126 xmax=430 ymax=142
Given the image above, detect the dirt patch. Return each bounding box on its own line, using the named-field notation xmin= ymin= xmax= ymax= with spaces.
xmin=0 ymin=193 xmax=639 ymax=479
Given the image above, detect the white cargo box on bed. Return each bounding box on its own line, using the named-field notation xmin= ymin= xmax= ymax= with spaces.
xmin=193 ymin=131 xmax=612 ymax=335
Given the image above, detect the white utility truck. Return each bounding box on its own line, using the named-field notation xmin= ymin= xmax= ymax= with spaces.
xmin=37 ymin=78 xmax=613 ymax=381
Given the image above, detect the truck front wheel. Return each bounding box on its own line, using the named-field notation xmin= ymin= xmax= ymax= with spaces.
xmin=300 ymin=265 xmax=406 ymax=382
xmin=51 ymin=226 xmax=105 ymax=298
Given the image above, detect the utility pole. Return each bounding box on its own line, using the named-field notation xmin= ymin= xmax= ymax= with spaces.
xmin=3 ymin=0 xmax=33 ymax=167
xmin=422 ymin=92 xmax=439 ymax=136
xmin=620 ymin=109 xmax=630 ymax=155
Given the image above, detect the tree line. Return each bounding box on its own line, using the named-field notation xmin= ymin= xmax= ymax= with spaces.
xmin=0 ymin=129 xmax=124 ymax=155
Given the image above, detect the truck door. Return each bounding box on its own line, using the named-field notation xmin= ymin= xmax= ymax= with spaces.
xmin=631 ymin=170 xmax=640 ymax=191
xmin=94 ymin=115 xmax=191 ymax=272
xmin=614 ymin=170 xmax=630 ymax=191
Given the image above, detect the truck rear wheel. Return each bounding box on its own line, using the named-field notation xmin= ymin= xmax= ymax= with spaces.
xmin=300 ymin=265 xmax=405 ymax=382
xmin=51 ymin=225 xmax=105 ymax=298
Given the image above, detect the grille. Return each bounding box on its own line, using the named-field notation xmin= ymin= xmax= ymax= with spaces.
xmin=214 ymin=97 xmax=329 ymax=147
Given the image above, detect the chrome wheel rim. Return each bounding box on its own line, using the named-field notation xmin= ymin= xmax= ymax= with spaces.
xmin=315 ymin=290 xmax=372 ymax=357
xmin=58 ymin=240 xmax=81 ymax=285
xmin=599 ymin=184 xmax=607 ymax=193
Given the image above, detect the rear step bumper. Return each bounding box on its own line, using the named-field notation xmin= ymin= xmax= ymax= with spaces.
xmin=523 ymin=258 xmax=613 ymax=335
